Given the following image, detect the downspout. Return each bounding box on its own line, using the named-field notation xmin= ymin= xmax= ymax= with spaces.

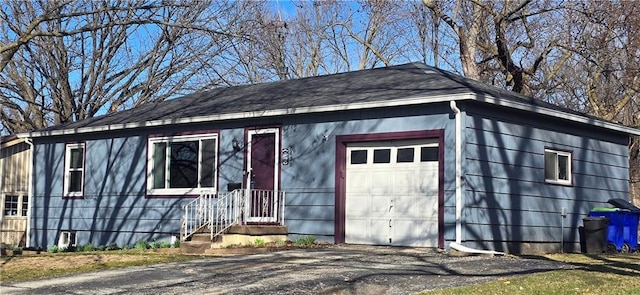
xmin=449 ymin=100 xmax=504 ymax=255
xmin=450 ymin=101 xmax=463 ymax=244
xmin=24 ymin=137 xmax=34 ymax=248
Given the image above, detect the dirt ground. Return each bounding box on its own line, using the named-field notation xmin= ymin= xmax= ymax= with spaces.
xmin=1 ymin=245 xmax=574 ymax=295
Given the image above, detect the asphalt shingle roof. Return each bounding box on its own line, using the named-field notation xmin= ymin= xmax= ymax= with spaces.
xmin=30 ymin=62 xmax=639 ymax=136
xmin=41 ymin=63 xmax=538 ymax=131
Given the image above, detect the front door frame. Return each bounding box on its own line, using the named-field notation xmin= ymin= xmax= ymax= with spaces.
xmin=244 ymin=127 xmax=281 ymax=223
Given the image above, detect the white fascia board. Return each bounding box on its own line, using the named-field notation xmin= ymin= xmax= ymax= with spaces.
xmin=18 ymin=93 xmax=475 ymax=138
xmin=476 ymin=94 xmax=640 ymax=136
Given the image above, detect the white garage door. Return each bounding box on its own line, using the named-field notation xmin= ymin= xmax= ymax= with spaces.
xmin=345 ymin=139 xmax=439 ymax=247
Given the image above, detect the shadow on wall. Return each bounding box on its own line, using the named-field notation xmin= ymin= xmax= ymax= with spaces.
xmin=462 ymin=102 xmax=629 ymax=254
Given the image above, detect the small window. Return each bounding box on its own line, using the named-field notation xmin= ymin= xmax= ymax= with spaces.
xmin=545 ymin=149 xmax=572 ymax=184
xmin=3 ymin=195 xmax=19 ymax=216
xmin=2 ymin=195 xmax=27 ymax=217
xmin=373 ymin=149 xmax=391 ymax=163
xmin=421 ymin=147 xmax=439 ymax=162
xmin=58 ymin=231 xmax=77 ymax=249
xmin=397 ymin=148 xmax=415 ymax=163
xmin=350 ymin=150 xmax=367 ymax=164
xmin=21 ymin=196 xmax=28 ymax=216
xmin=64 ymin=143 xmax=85 ymax=198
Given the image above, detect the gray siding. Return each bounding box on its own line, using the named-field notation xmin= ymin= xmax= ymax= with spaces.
xmin=462 ymin=103 xmax=630 ymax=252
xmin=278 ymin=105 xmax=456 ymax=242
xmin=30 ymin=104 xmax=457 ymax=247
xmin=30 ymin=137 xmax=190 ymax=247
xmin=28 ymin=99 xmax=632 ymax=253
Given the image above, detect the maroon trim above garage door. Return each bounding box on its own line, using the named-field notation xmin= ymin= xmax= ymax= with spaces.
xmin=334 ymin=130 xmax=445 ymax=248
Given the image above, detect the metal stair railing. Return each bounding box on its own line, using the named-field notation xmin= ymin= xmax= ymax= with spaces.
xmin=211 ymin=189 xmax=245 ymax=240
xmin=243 ymin=189 xmax=286 ymax=224
xmin=182 ymin=189 xmax=285 ymax=242
xmin=181 ymin=189 xmax=216 ymax=242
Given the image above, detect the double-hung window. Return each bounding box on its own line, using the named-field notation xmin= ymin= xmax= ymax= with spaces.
xmin=147 ymin=133 xmax=218 ymax=196
xmin=544 ymin=148 xmax=572 ymax=185
xmin=3 ymin=195 xmax=28 ymax=216
xmin=64 ymin=143 xmax=85 ymax=198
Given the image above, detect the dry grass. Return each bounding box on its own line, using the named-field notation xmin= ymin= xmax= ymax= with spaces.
xmin=0 ymin=250 xmax=198 ymax=283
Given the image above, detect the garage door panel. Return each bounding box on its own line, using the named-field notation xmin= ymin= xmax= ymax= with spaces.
xmin=348 ymin=171 xmax=371 ymax=193
xmin=394 ymin=171 xmax=416 ymax=194
xmin=393 ymin=220 xmax=438 ymax=247
xmin=392 ymin=195 xmax=437 ymax=215
xmin=370 ymin=171 xmax=392 ymax=192
xmin=371 ymin=196 xmax=391 ymax=213
xmin=371 ymin=219 xmax=391 ymax=244
xmin=345 ymin=139 xmax=440 ymax=247
xmin=345 ymin=218 xmax=369 ymax=243
xmin=419 ymin=169 xmax=439 ymax=185
xmin=346 ymin=218 xmax=391 ymax=245
xmin=346 ymin=196 xmax=370 ymax=216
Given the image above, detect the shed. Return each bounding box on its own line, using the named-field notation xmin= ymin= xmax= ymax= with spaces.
xmin=1 ymin=136 xmax=31 ymax=247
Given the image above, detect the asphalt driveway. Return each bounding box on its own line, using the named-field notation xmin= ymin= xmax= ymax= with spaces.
xmin=2 ymin=245 xmax=573 ymax=295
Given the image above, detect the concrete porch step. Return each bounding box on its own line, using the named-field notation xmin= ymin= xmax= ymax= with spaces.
xmin=190 ymin=233 xmax=212 ymax=242
xmin=180 ymin=225 xmax=289 ymax=254
xmin=180 ymin=240 xmax=211 ymax=254
xmin=227 ymin=225 xmax=287 ymax=235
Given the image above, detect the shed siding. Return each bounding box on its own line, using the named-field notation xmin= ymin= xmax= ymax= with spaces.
xmin=1 ymin=141 xmax=31 ymax=246
xmin=462 ymin=104 xmax=630 ymax=252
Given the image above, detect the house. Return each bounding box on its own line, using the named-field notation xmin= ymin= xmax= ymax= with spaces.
xmin=16 ymin=63 xmax=640 ymax=254
xmin=1 ymin=136 xmax=31 ymax=247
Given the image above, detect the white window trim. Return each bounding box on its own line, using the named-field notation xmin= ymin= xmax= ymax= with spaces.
xmin=63 ymin=143 xmax=85 ymax=198
xmin=58 ymin=231 xmax=77 ymax=248
xmin=544 ymin=148 xmax=572 ymax=185
xmin=1 ymin=193 xmax=28 ymax=217
xmin=147 ymin=133 xmax=219 ymax=196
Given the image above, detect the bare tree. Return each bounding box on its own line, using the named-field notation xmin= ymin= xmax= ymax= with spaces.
xmin=550 ymin=1 xmax=640 ymax=203
xmin=286 ymin=0 xmax=338 ymax=78
xmin=422 ymin=0 xmax=566 ymax=95
xmin=0 ymin=0 xmax=240 ymax=134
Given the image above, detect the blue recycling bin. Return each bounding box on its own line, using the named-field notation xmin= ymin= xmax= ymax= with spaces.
xmin=590 ymin=208 xmax=639 ymax=253
xmin=623 ymin=211 xmax=640 ymax=252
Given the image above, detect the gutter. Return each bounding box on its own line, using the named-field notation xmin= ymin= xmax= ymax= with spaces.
xmin=449 ymin=100 xmax=505 ymax=256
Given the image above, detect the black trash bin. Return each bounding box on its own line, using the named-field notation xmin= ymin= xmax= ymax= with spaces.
xmin=583 ymin=216 xmax=609 ymax=254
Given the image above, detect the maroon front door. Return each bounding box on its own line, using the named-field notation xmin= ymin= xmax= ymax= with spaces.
xmin=250 ymin=133 xmax=275 ymax=191
xmin=247 ymin=129 xmax=279 ymax=222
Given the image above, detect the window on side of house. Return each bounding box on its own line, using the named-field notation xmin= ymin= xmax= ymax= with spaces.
xmin=64 ymin=143 xmax=85 ymax=198
xmin=544 ymin=149 xmax=572 ymax=185
xmin=3 ymin=195 xmax=19 ymax=216
xmin=21 ymin=195 xmax=28 ymax=216
xmin=1 ymin=195 xmax=28 ymax=217
xmin=58 ymin=231 xmax=77 ymax=248
xmin=147 ymin=133 xmax=218 ymax=196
